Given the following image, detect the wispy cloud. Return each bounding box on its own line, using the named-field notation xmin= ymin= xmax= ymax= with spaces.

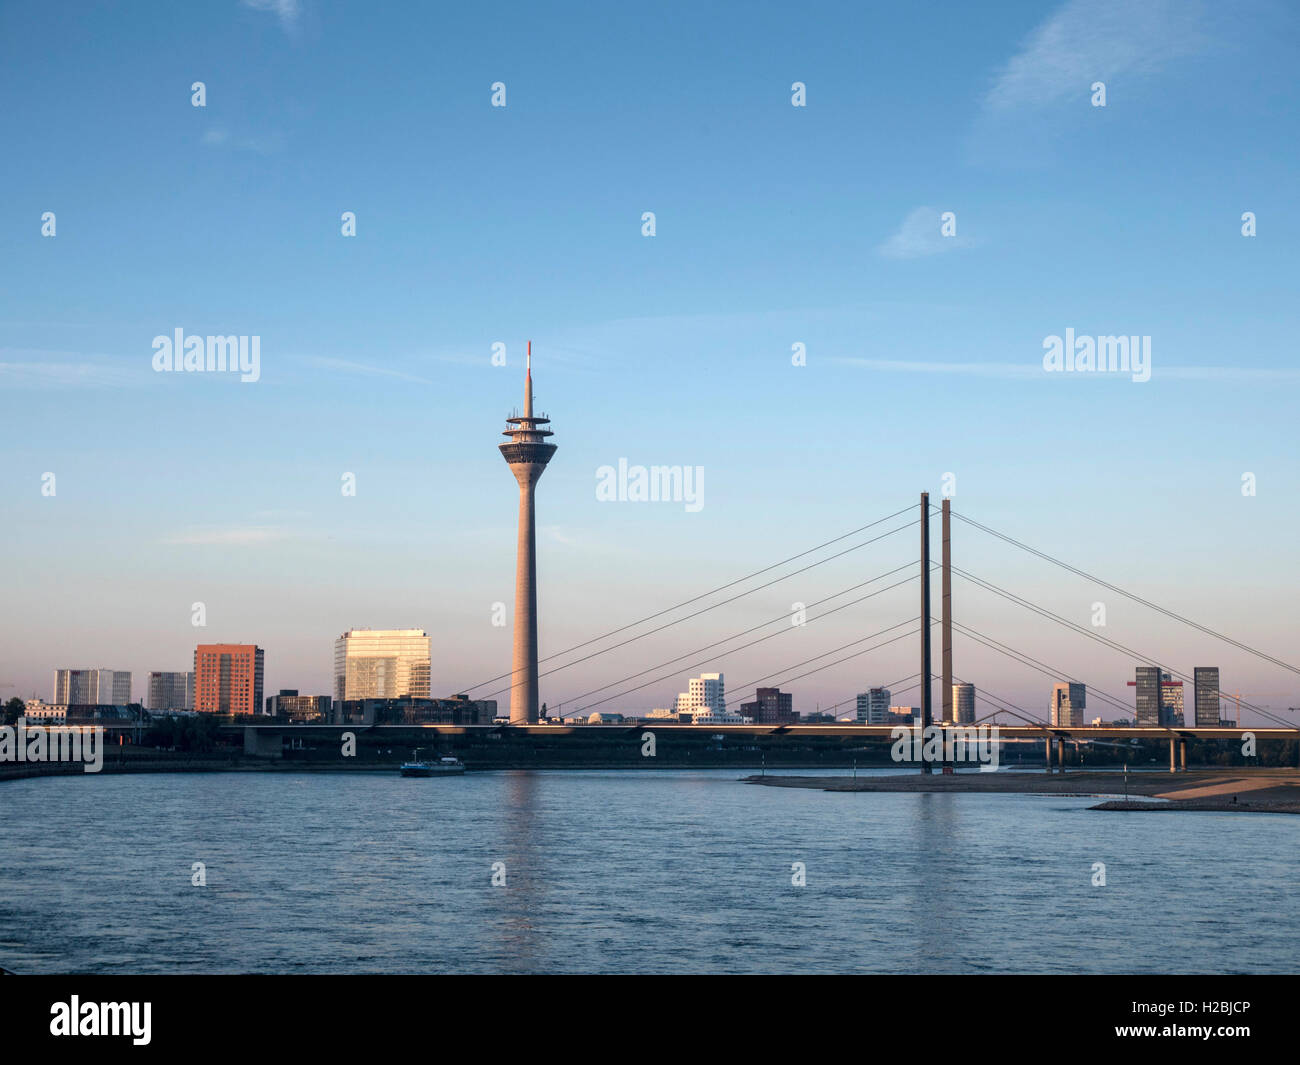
xmin=833 ymin=357 xmax=1300 ymax=382
xmin=1157 ymin=366 xmax=1300 ymax=382
xmin=540 ymin=525 xmax=627 ymax=554
xmin=0 ymin=350 xmax=141 ymax=388
xmin=161 ymin=525 xmax=300 ymax=546
xmin=201 ymin=126 xmax=285 ymax=155
xmin=294 ymin=355 xmax=434 ymax=385
xmin=834 ymin=357 xmax=1040 ymax=380
xmin=878 ymin=207 xmax=971 ymax=260
xmin=241 ymin=0 xmax=301 ymax=34
xmin=983 ymin=0 xmax=1212 ymax=114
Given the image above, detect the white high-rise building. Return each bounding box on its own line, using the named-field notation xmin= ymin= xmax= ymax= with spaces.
xmin=54 ymin=668 xmax=131 ymax=705
xmin=856 ymin=687 xmax=892 ymax=724
xmin=674 ymin=672 xmax=725 ymax=719
xmin=333 ymin=629 xmax=432 ymax=703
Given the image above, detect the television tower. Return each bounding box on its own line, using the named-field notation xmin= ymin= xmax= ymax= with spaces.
xmin=499 ymin=342 xmax=557 ymax=725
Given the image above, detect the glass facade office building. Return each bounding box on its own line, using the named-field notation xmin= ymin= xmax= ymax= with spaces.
xmin=952 ymin=682 xmax=976 ymax=724
xmin=333 ymin=629 xmax=432 ymax=703
xmin=54 ymin=668 xmax=131 ymax=706
xmin=1050 ymin=682 xmax=1086 ymax=727
xmin=1134 ymin=666 xmax=1161 ymax=727
xmin=147 ymin=671 xmax=194 ymax=710
xmin=1194 ymin=666 xmax=1221 ymax=727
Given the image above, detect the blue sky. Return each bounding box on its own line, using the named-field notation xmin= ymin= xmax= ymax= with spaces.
xmin=2 ymin=0 xmax=1297 ymax=722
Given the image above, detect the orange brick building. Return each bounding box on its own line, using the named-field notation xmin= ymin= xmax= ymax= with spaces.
xmin=193 ymin=644 xmax=265 ymax=715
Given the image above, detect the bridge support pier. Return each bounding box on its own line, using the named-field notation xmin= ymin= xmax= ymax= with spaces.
xmin=1045 ymin=737 xmax=1054 ymax=773
xmin=919 ymin=491 xmax=932 ymax=775
xmin=1169 ymin=736 xmax=1177 ymax=773
xmin=244 ymin=727 xmax=282 ymax=758
xmin=1057 ymin=737 xmax=1065 ymax=773
xmin=1179 ymin=738 xmax=1187 ymax=772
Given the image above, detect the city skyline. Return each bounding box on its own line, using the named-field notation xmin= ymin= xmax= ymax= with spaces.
xmin=3 ymin=1 xmax=1300 ymax=995
xmin=1 ymin=1 xmax=1297 ymax=722
xmin=25 ymin=643 xmax=1256 ymax=730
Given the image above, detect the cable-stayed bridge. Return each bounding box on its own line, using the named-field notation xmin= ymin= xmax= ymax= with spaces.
xmin=436 ymin=492 xmax=1300 ymax=773
xmin=236 ymin=494 xmax=1298 ymax=774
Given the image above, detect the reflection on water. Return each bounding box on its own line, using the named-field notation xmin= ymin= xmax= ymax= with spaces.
xmin=495 ymin=772 xmax=541 ymax=964
xmin=0 ymin=769 xmax=1296 ymax=974
xmin=909 ymin=793 xmax=956 ymax=966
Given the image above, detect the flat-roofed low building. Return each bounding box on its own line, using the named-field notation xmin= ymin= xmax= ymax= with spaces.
xmin=334 ymin=694 xmax=496 ymax=726
xmin=265 ymin=689 xmax=331 ymax=722
xmin=888 ymin=706 xmax=920 ymax=727
xmin=24 ymin=699 xmax=67 ymax=723
xmin=691 ymin=708 xmax=750 ymax=725
xmin=65 ymin=704 xmax=142 ymax=724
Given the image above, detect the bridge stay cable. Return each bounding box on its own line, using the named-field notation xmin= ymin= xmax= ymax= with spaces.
xmin=951 ymin=565 xmax=1296 ymax=728
xmin=574 ymin=620 xmax=924 ymax=716
xmin=540 ymin=564 xmax=920 ymax=711
xmin=451 ymin=502 xmax=918 ymax=696
xmin=950 ymin=619 xmax=1141 ymax=718
xmin=943 ymin=506 xmax=1300 ymax=677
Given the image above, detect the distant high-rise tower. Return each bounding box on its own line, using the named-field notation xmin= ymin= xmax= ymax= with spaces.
xmin=147 ymin=671 xmax=194 ymax=710
xmin=1133 ymin=666 xmax=1161 ymax=727
xmin=857 ymin=687 xmax=892 ymax=724
xmin=54 ymin=668 xmax=131 ymax=706
xmin=1193 ymin=667 xmax=1221 ymax=727
xmin=1050 ymin=682 xmax=1086 ymax=727
xmin=1158 ymin=673 xmax=1185 ymax=726
xmin=951 ymin=681 xmax=975 ymax=724
xmin=193 ymin=644 xmax=264 ymax=715
xmin=1128 ymin=669 xmax=1184 ymax=725
xmin=499 ymin=342 xmax=556 ymax=725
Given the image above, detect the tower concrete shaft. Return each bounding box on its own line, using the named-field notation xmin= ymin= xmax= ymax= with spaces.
xmin=499 ymin=343 xmax=556 ymax=725
xmin=942 ymin=497 xmax=952 ymax=724
xmin=920 ymin=491 xmax=932 ymax=773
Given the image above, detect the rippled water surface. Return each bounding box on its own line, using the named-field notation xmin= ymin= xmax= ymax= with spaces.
xmin=1 ymin=769 xmax=1295 ymax=973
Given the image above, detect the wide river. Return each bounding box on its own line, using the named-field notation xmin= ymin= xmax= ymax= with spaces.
xmin=1 ymin=768 xmax=1295 ymax=973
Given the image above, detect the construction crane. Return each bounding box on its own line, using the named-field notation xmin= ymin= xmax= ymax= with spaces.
xmin=1223 ymin=693 xmax=1294 ymax=727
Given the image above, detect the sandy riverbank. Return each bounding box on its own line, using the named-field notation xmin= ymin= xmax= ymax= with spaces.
xmin=744 ymin=768 xmax=1300 ymax=814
